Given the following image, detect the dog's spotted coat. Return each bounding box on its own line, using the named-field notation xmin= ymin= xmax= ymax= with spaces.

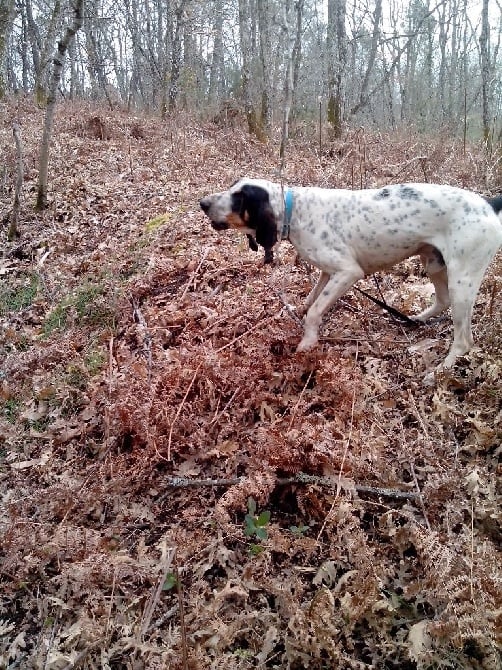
xmin=200 ymin=179 xmax=502 ymax=374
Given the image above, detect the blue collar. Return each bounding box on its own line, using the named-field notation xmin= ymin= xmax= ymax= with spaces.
xmin=282 ymin=189 xmax=293 ymax=239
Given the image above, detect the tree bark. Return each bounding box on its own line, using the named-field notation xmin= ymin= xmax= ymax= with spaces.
xmin=327 ymin=0 xmax=347 ymax=138
xmin=208 ymin=0 xmax=224 ymax=107
xmin=238 ymin=0 xmax=262 ymax=138
xmin=258 ymin=0 xmax=272 ymax=132
xmin=280 ymin=0 xmax=303 ymax=160
xmin=8 ymin=121 xmax=23 ymax=240
xmin=479 ymin=0 xmax=491 ymax=150
xmin=36 ymin=0 xmax=84 ymax=211
xmin=0 ymin=0 xmax=15 ymax=99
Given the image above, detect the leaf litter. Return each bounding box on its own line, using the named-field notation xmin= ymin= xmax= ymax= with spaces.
xmin=0 ymin=99 xmax=501 ymax=669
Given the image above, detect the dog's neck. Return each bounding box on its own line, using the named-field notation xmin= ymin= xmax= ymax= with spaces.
xmin=282 ymin=189 xmax=294 ymax=240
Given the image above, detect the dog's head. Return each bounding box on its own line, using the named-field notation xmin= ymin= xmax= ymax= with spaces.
xmin=199 ymin=179 xmax=278 ymax=263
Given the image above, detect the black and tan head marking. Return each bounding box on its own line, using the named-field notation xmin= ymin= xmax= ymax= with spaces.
xmin=200 ymin=179 xmax=278 ymax=263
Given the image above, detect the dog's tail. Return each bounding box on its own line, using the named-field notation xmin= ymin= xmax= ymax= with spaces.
xmin=486 ymin=194 xmax=502 ymax=220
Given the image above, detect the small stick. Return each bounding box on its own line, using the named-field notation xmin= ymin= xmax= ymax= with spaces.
xmin=139 ymin=547 xmax=176 ymax=639
xmin=214 ymin=312 xmax=278 ymax=353
xmin=288 ymin=369 xmax=314 ymax=430
xmin=271 ymin=287 xmax=303 ymax=327
xmin=317 ymin=342 xmax=359 ymax=543
xmin=174 ymin=564 xmax=189 ymax=670
xmin=167 ymin=364 xmax=201 ymax=461
xmin=409 ymin=460 xmax=431 ymax=531
xmin=131 ymin=298 xmax=152 ymax=382
xmin=210 ymin=388 xmax=240 ymax=425
xmin=8 ymin=121 xmax=24 ymax=240
xmin=180 ymin=248 xmax=209 ymax=301
xmin=160 ymin=474 xmax=418 ymax=500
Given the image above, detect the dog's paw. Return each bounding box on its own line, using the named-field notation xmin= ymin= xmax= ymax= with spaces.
xmin=296 ymin=337 xmax=317 ymax=353
xmin=423 ymin=370 xmax=437 ymax=387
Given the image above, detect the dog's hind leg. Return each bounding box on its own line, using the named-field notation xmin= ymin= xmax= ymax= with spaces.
xmin=414 ymin=246 xmax=450 ymax=321
xmin=441 ymin=261 xmax=490 ymax=368
xmin=415 ymin=266 xmax=450 ymax=321
xmin=297 ymin=266 xmax=364 ymax=352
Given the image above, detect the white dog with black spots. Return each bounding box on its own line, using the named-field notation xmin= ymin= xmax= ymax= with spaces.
xmin=200 ymin=179 xmax=502 ymax=375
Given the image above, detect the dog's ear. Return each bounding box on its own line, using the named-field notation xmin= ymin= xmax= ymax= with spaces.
xmin=240 ymin=184 xmax=278 ymax=254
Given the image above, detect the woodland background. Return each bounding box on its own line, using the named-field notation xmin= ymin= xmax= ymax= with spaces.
xmin=0 ymin=0 xmax=501 ymax=141
xmin=1 ymin=1 xmax=502 ymax=669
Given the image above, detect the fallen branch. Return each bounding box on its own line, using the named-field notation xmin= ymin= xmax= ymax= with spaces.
xmin=8 ymin=121 xmax=23 ymax=240
xmin=160 ymin=473 xmax=418 ymax=500
xmin=131 ymin=297 xmax=152 ymax=381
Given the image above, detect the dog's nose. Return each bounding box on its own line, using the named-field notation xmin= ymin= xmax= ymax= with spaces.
xmin=200 ymin=198 xmax=210 ymax=214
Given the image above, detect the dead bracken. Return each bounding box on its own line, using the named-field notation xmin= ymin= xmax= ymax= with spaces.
xmin=0 ymin=100 xmax=501 ymax=669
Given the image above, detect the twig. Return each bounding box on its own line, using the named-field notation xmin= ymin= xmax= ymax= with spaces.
xmin=147 ymin=603 xmax=179 ymax=634
xmin=174 ymin=564 xmax=189 ymax=670
xmin=409 ymin=460 xmax=431 ymax=530
xmin=210 ymin=388 xmax=240 ymax=425
xmin=131 ymin=297 xmax=152 ymax=382
xmin=167 ymin=363 xmax=201 ymax=461
xmin=317 ymin=342 xmax=359 ymax=542
xmin=214 ymin=312 xmax=279 ymax=353
xmin=180 ymin=248 xmax=209 ymax=301
xmin=288 ymin=369 xmax=314 ymax=430
xmin=159 ymin=473 xmax=418 ymax=500
xmin=8 ymin=121 xmax=24 ymax=240
xmin=139 ymin=546 xmax=176 ymax=640
xmin=270 ymin=287 xmax=303 ymax=327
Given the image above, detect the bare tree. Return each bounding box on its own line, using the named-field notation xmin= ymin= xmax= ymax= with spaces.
xmin=280 ymin=0 xmax=304 ymax=159
xmin=327 ymin=0 xmax=347 ymax=138
xmin=479 ymin=0 xmax=492 ymax=148
xmin=25 ymin=0 xmax=64 ymax=106
xmin=36 ymin=0 xmax=84 ymax=211
xmin=168 ymin=1 xmax=186 ymax=114
xmin=208 ymin=0 xmax=225 ymax=108
xmin=0 ymin=0 xmax=15 ymax=99
xmin=238 ymin=0 xmax=262 ymax=138
xmin=0 ymin=0 xmax=500 ymax=143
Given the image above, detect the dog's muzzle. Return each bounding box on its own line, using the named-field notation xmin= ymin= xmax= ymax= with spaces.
xmin=199 ymin=197 xmax=211 ymax=214
xmin=200 ymin=197 xmax=229 ymax=230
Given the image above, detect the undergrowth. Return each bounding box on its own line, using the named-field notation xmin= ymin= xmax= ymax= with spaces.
xmin=0 ymin=99 xmax=500 ymax=669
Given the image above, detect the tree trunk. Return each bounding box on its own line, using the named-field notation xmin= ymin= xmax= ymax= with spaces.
xmin=479 ymin=0 xmax=491 ymax=149
xmin=326 ymin=0 xmax=347 ymax=138
xmin=280 ymin=0 xmax=303 ymax=159
xmin=354 ymin=0 xmax=382 ymax=118
xmin=168 ymin=2 xmax=185 ymax=114
xmin=238 ymin=0 xmax=262 ymax=138
xmin=208 ymin=0 xmax=224 ymax=108
xmin=26 ymin=0 xmax=63 ymax=107
xmin=36 ymin=0 xmax=84 ymax=211
xmin=258 ymin=0 xmax=272 ymax=132
xmin=0 ymin=0 xmax=15 ymax=99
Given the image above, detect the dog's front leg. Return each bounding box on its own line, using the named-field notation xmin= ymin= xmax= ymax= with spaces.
xmin=297 ymin=267 xmax=364 ymax=352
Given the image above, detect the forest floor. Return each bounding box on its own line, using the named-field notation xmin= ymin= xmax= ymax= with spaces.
xmin=0 ymin=98 xmax=501 ymax=670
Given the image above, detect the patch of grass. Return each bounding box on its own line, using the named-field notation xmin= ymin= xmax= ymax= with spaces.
xmin=0 ymin=274 xmax=39 ymax=315
xmin=64 ymin=349 xmax=106 ymax=390
xmin=42 ymin=300 xmax=71 ymax=336
xmin=42 ymin=283 xmax=117 ymax=336
xmin=85 ymin=349 xmax=106 ymax=375
xmin=2 ymin=397 xmax=20 ymax=424
xmin=145 ymin=213 xmax=171 ymax=232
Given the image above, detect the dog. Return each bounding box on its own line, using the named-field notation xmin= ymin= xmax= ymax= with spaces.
xmin=200 ymin=179 xmax=502 ymax=371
